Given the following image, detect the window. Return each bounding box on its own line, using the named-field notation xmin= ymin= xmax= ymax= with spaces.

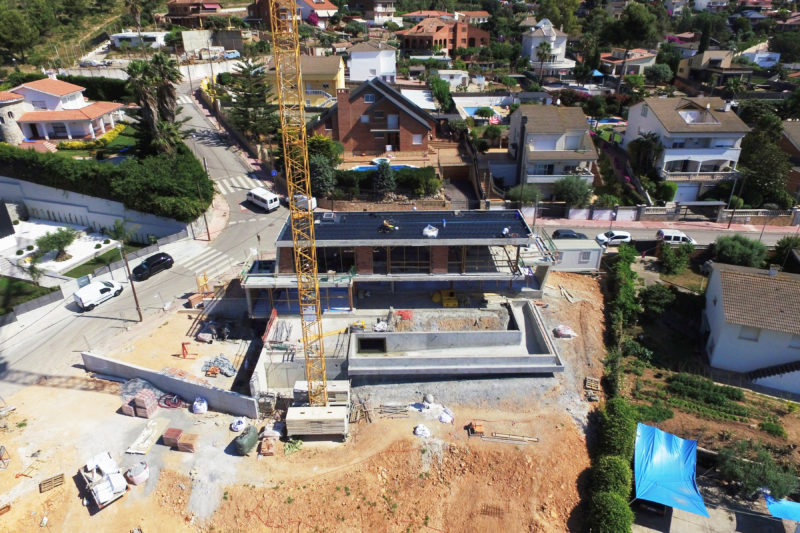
xmin=738 ymin=325 xmax=761 ymax=341
xmin=364 ymin=93 xmax=375 ymax=103
xmin=791 ymin=335 xmax=800 ymax=349
xmin=324 ymin=118 xmax=333 ymax=130
xmin=641 ymin=105 xmax=648 ymax=117
xmin=374 ymin=132 xmax=385 ymax=139
xmin=360 ymin=114 xmax=369 ymax=123
xmin=412 ymin=134 xmax=423 ymax=145
xmin=374 ymin=111 xmax=384 ymax=120
xmin=369 ymin=68 xmax=377 ymax=75
xmin=31 ymin=100 xmax=46 ymax=110
xmin=322 ymin=82 xmax=329 ymax=89
xmin=7 ymin=111 xmax=14 ymax=118
xmin=579 ymin=251 xmax=591 ymax=263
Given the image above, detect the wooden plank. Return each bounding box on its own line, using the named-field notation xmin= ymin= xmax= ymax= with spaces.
xmin=39 ymin=473 xmax=65 ymax=493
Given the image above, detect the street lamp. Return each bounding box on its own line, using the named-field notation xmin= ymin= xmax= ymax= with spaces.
xmin=117 ymin=244 xmax=143 ymax=322
xmin=609 ymin=205 xmax=619 ymax=231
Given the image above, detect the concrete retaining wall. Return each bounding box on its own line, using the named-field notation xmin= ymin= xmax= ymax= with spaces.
xmin=81 ymin=351 xmax=258 ymax=418
xmin=347 ymin=354 xmax=562 ymax=376
xmin=352 ymin=330 xmax=521 ymax=353
xmin=251 ymin=354 xmax=347 ymax=392
xmin=0 ymin=177 xmax=187 ymax=244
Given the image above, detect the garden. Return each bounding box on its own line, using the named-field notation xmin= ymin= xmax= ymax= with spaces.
xmin=0 ymin=276 xmax=57 ymax=316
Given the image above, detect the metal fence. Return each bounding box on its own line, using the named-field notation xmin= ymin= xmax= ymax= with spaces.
xmin=91 ymin=244 xmax=159 ymax=278
xmin=12 ymin=286 xmax=64 ymax=315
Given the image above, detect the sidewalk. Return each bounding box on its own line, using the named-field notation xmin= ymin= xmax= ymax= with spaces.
xmin=529 ymin=216 xmax=798 ymax=235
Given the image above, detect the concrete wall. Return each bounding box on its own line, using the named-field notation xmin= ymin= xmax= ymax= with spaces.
xmin=81 ymin=351 xmax=258 ymax=418
xmin=352 ymin=330 xmax=522 ymax=353
xmin=182 ymin=30 xmax=215 ymax=53
xmin=59 ymin=60 xmax=241 ymax=82
xmin=250 ymin=352 xmax=347 ymax=392
xmin=753 ymin=369 xmax=800 ymax=396
xmin=0 ymin=177 xmax=186 ymax=243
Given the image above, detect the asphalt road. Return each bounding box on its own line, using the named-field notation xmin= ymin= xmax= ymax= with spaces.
xmin=543 ymin=225 xmax=796 ymax=247
xmin=0 ymin=84 xmax=283 ymax=397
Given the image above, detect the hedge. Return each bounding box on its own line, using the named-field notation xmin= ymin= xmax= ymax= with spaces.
xmin=58 ymin=75 xmax=135 ymax=102
xmin=58 ymin=123 xmax=127 ymax=150
xmin=590 ymin=492 xmax=635 ymax=533
xmin=591 ymin=455 xmax=633 ymax=498
xmin=333 ymin=166 xmax=440 ymax=197
xmin=599 ymin=397 xmax=637 ymax=460
xmin=0 ymin=143 xmax=212 ymax=223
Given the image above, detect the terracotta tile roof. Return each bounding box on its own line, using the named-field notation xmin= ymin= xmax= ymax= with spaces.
xmin=461 ymin=10 xmax=490 ymax=16
xmin=17 ymin=101 xmax=124 ymax=122
xmin=402 ymin=10 xmax=452 ymax=17
xmin=715 ymin=263 xmax=800 ymax=336
xmin=396 ymin=17 xmax=452 ymax=36
xmin=303 ymin=0 xmax=338 ymax=11
xmin=0 ymin=91 xmax=23 ymax=103
xmin=17 ymin=78 xmax=85 ymax=97
xmin=638 ymin=97 xmax=750 ymax=134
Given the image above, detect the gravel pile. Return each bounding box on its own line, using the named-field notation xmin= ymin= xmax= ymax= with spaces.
xmin=121 ymin=378 xmax=165 ymax=402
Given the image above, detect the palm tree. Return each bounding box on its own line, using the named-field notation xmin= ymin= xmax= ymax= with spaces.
xmin=536 ymin=41 xmax=552 ymax=82
xmin=125 ymin=0 xmax=143 ymax=44
xmin=148 ymin=52 xmax=183 ymax=123
xmin=126 ymin=59 xmax=159 ymax=136
xmin=151 ymin=121 xmax=188 ymax=153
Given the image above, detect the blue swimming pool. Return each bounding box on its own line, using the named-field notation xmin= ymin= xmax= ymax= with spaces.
xmin=463 ymin=106 xmax=481 ymax=116
xmin=350 ymin=164 xmax=418 ymax=171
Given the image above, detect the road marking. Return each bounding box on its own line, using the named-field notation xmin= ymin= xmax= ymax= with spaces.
xmin=215 ymin=181 xmax=230 ymax=195
xmin=178 ymin=95 xmax=193 ymax=105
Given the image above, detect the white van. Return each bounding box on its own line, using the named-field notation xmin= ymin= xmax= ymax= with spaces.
xmin=73 ymin=280 xmax=123 ymax=311
xmin=656 ymin=229 xmax=697 ymax=245
xmin=246 ymin=187 xmax=280 ymax=212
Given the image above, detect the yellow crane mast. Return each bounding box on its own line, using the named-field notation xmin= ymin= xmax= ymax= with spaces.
xmin=268 ymin=0 xmax=328 ymax=406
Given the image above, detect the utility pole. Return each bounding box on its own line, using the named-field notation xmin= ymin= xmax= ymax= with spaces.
xmin=118 ymin=244 xmax=143 ymax=322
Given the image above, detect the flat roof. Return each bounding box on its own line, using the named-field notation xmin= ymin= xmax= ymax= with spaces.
xmin=552 ymin=239 xmax=604 ymax=250
xmin=276 ymin=210 xmax=533 ymax=246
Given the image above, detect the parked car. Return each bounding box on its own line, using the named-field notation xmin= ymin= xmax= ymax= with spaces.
xmin=73 ymin=280 xmax=123 ymax=311
xmin=655 ymin=228 xmax=697 ymax=245
xmin=132 ymin=252 xmax=174 ymax=281
xmin=552 ymin=229 xmax=588 ymax=240
xmin=596 ymin=230 xmax=632 ymax=246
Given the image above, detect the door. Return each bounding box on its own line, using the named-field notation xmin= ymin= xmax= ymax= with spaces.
xmin=30 ymin=124 xmax=39 ymax=138
xmin=387 ymin=114 xmax=399 ymax=129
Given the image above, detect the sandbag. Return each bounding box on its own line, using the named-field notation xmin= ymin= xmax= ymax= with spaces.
xmin=234 ymin=425 xmax=259 ymax=456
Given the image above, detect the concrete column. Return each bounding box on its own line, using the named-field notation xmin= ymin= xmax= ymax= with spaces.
xmin=245 ymin=287 xmax=253 ymax=318
xmin=64 ymin=122 xmax=72 ymax=140
xmin=99 ymin=116 xmax=106 ymax=134
xmin=355 ymin=246 xmax=373 ymax=274
xmin=108 ymin=113 xmax=115 ymax=128
xmin=89 ymin=121 xmax=96 ymax=139
xmin=430 ymin=246 xmax=448 ymax=274
xmin=42 ymin=124 xmax=49 ymax=140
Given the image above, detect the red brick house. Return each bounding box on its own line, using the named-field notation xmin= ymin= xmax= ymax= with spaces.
xmin=778 ymin=120 xmax=800 ymax=199
xmin=396 ymin=18 xmax=489 ymax=54
xmin=166 ymin=0 xmax=223 ymax=28
xmin=309 ymin=78 xmax=436 ymax=155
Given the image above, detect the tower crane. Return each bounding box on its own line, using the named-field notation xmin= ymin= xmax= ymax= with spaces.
xmin=268 ymin=0 xmax=328 ymax=406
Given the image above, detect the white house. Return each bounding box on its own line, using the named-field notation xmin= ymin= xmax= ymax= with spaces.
xmin=622 ymin=97 xmax=749 ymax=202
xmin=703 ymin=263 xmax=800 ymax=395
xmin=521 ymin=19 xmax=575 ymax=77
xmin=600 ymin=48 xmax=657 ymax=76
xmin=740 ymin=51 xmax=781 ymax=68
xmin=297 ymin=0 xmax=338 ymax=28
xmin=691 ymin=0 xmax=728 ymax=11
xmin=0 ymin=77 xmax=124 ymax=145
xmin=348 ymin=41 xmax=396 ymax=83
xmin=431 ymin=69 xmax=468 ymax=88
xmin=110 ymin=31 xmax=168 ymax=49
xmin=507 ymin=105 xmax=597 ymax=197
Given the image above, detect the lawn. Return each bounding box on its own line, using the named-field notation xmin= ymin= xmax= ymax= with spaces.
xmin=0 ymin=276 xmax=57 ymax=315
xmin=63 ymin=243 xmax=144 ymax=278
xmin=660 ymin=265 xmax=708 ymax=293
xmin=597 ymin=128 xmax=622 ymax=143
xmin=105 ymin=126 xmax=139 ymax=152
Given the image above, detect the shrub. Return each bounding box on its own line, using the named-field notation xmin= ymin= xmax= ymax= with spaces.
xmin=103 ymin=238 xmax=110 ymax=244
xmin=621 ymin=337 xmax=654 ymax=363
xmin=36 ymin=227 xmax=79 ymax=258
xmin=604 ymin=348 xmax=623 ymax=397
xmin=373 ymin=161 xmax=396 ymax=196
xmin=474 ymin=107 xmax=495 ymax=118
xmin=759 ymin=421 xmax=788 ymax=438
xmin=771 ymin=234 xmax=800 ymax=266
xmin=638 ymin=284 xmax=676 ymax=318
xmin=12 ymin=220 xmax=19 ymax=225
xmin=309 ymin=153 xmax=336 ymax=197
xmin=16 ymin=250 xmax=23 ymax=255
xmin=717 ymin=440 xmax=799 ymax=499
xmin=590 ymin=492 xmax=634 ymax=533
xmin=632 ymin=400 xmax=674 ymax=422
xmin=506 ymin=184 xmax=541 ymax=205
xmin=660 ymin=242 xmax=692 ymax=275
xmin=667 ymin=373 xmax=745 ymax=405
xmin=57 ymin=123 xmax=126 ymax=150
xmin=600 ymin=397 xmax=637 ymax=459
xmin=94 ymin=243 xmax=102 ymax=249
xmin=25 ymin=245 xmax=33 ymax=251
xmin=656 ymin=180 xmax=677 ymax=202
xmin=59 ymin=75 xmax=133 ymax=102
xmin=714 ymin=234 xmax=767 ymax=267
xmin=592 ymin=455 xmax=632 ymax=497
xmin=553 ymin=175 xmax=593 ymax=207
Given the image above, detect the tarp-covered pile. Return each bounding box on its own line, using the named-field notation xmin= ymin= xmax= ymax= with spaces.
xmin=764 ymin=494 xmax=800 ymax=522
xmin=634 ymin=423 xmax=709 ymax=517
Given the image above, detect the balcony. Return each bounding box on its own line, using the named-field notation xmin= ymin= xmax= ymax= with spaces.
xmin=526 ymin=171 xmax=594 ymax=185
xmin=660 ymin=170 xmax=739 ymax=182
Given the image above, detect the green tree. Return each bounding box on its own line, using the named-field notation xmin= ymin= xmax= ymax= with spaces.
xmin=227 ymin=59 xmax=278 ymax=142
xmin=770 ymin=32 xmax=800 ymax=63
xmin=592 ymin=455 xmax=633 ymax=497
xmin=604 ymin=3 xmax=659 ymax=92
xmin=126 ymin=59 xmax=160 ymax=137
xmin=36 ymin=227 xmax=79 ymax=260
xmin=717 ymin=440 xmax=799 ymax=499
xmin=500 ymin=75 xmax=518 ymax=90
xmin=656 ymin=181 xmax=677 ymax=203
xmin=627 ymin=132 xmax=664 ymax=177
xmin=151 ymin=121 xmax=187 ymax=154
xmin=644 ymin=63 xmax=673 ymax=85
xmin=624 ymin=74 xmax=645 ymax=92
xmin=536 ymin=41 xmax=552 ymax=82
xmin=344 ymin=21 xmax=367 ymax=36
xmin=714 ymin=234 xmax=767 ymax=267
xmin=125 ymin=0 xmax=144 ymax=41
xmin=553 ymin=176 xmax=592 ymax=207
xmin=771 ymin=235 xmax=800 ymax=267
xmin=506 ymin=184 xmax=541 ymax=205
xmin=0 ymin=9 xmax=39 ymax=61
xmin=639 ymin=284 xmax=676 ymax=319
xmin=483 ymin=125 xmax=502 ymax=142
xmin=656 ymin=42 xmax=681 ymax=75
xmin=307 ymin=134 xmax=344 ymax=167
xmin=309 ymin=154 xmax=335 ymax=197
xmin=475 ymin=107 xmax=495 ymax=118
xmin=582 ymin=95 xmax=606 ymax=125
xmin=594 ymin=193 xmax=620 ymax=208
xmin=600 ymin=397 xmax=637 ymax=458
xmin=148 ymin=52 xmax=182 ymax=124
xmin=660 ymin=242 xmax=693 ymax=275
xmin=373 ymin=161 xmax=396 ymax=196
xmin=590 ymin=492 xmax=635 ymax=533
xmin=537 ymin=0 xmax=581 ymax=34
xmin=428 ymin=76 xmax=453 ymax=112
xmin=24 ymin=0 xmax=57 ymax=37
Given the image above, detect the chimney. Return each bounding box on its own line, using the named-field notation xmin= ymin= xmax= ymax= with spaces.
xmin=723 ymin=100 xmax=731 ymax=112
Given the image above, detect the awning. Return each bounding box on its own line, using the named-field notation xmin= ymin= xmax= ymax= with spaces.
xmin=370 ymin=128 xmax=400 ymax=132
xmin=203 ymin=3 xmax=221 ymax=8
xmin=764 ymin=494 xmax=800 ymax=521
xmin=634 ymin=423 xmax=709 ymax=517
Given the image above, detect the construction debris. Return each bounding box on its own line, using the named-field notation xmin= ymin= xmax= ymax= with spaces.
xmin=491 ymin=432 xmax=538 ymax=442
xmin=233 ymin=425 xmax=258 ymax=456
xmin=125 ymin=462 xmax=149 ymax=485
xmin=349 ymin=397 xmax=373 ymax=423
xmin=480 ymin=436 xmax=528 ymax=445
xmin=584 ymin=377 xmax=601 ymax=391
xmin=201 ymin=355 xmax=236 ymax=377
xmin=38 ymin=473 xmax=64 ymax=493
xmin=162 ymin=428 xmax=183 ymax=448
xmin=379 ymin=404 xmax=409 ymax=418
xmin=127 ymin=418 xmax=169 ymax=455
xmin=414 ymin=424 xmax=431 ymax=438
xmin=553 ymin=325 xmax=578 ymax=338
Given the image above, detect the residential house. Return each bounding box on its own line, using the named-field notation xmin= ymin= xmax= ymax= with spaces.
xmin=777 ymin=13 xmax=800 ymax=31
xmin=606 ymin=0 xmax=632 ymax=19
xmin=664 ymin=0 xmax=690 ymax=15
xmin=519 ymin=16 xmax=538 ymax=29
xmin=0 ymin=78 xmax=124 ymax=145
xmin=740 ymin=51 xmax=781 ymax=68
xmin=692 ymin=0 xmax=728 ymax=11
xmin=166 ymin=0 xmax=222 ymax=28
xmin=297 ymin=0 xmax=338 ymax=28
xmin=507 ymin=105 xmax=598 ymax=197
xmin=400 ymin=10 xmax=454 ymax=22
xmin=521 ymin=19 xmax=575 ymax=77
xmin=350 ymin=0 xmax=401 ymax=26
xmin=456 ymin=10 xmax=490 ymax=24
xmin=600 ymin=48 xmax=656 ymax=76
xmin=309 ymin=77 xmax=436 ymax=155
xmin=623 ymin=97 xmax=749 ymax=202
xmin=348 ymin=42 xmax=396 ymax=83
xmin=397 ymin=17 xmax=489 ymax=55
xmin=332 ymin=41 xmax=353 ymax=54
xmin=432 ymin=69 xmax=469 ymax=88
xmin=777 ymin=120 xmax=800 ymax=199
xmin=703 ymin=263 xmax=800 ymax=395
xmin=739 ymin=0 xmax=772 ymax=11
xmin=676 ymin=49 xmax=752 ymax=86
xmin=301 ymin=56 xmax=345 ymax=106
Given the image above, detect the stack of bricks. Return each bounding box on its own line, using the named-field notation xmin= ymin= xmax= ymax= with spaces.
xmin=163 ymin=428 xmax=183 ymax=448
xmin=121 ymin=398 xmax=136 ymax=417
xmin=177 ymin=433 xmax=198 ymax=453
xmin=134 ymin=389 xmax=158 ymax=419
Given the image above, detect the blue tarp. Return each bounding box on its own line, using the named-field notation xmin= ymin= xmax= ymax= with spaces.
xmin=591 ymin=69 xmax=604 ymax=77
xmin=634 ymin=423 xmax=709 ymax=517
xmin=764 ymin=494 xmax=800 ymax=522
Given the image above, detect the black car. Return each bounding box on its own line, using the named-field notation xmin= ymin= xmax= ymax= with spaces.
xmin=552 ymin=229 xmax=588 ymax=240
xmin=132 ymin=252 xmax=173 ymax=281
